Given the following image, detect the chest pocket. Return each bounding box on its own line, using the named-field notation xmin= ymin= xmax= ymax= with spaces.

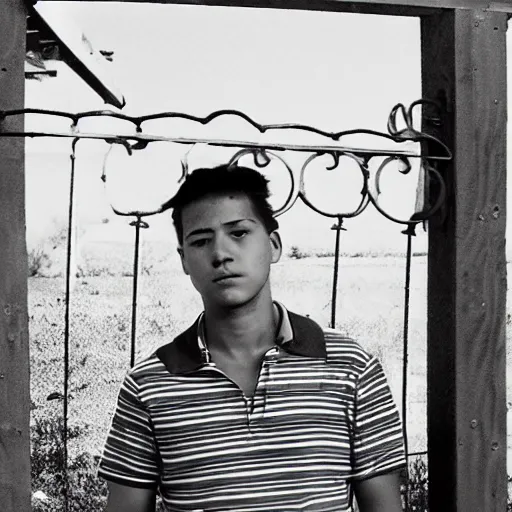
xmin=262 ymin=364 xmax=355 ymax=423
xmin=261 ymin=367 xmax=355 ymax=466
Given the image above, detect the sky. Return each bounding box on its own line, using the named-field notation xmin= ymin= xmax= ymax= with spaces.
xmin=24 ymin=2 xmax=512 ymax=256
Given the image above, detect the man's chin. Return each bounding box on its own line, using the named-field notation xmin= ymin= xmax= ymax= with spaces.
xmin=202 ymin=283 xmax=270 ymax=312
xmin=205 ymin=294 xmax=255 ymax=311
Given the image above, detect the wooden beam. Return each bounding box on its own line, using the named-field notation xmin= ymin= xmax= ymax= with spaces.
xmin=0 ymin=1 xmax=31 ymax=511
xmin=37 ymin=0 xmax=512 ymax=15
xmin=29 ymin=4 xmax=125 ymax=108
xmin=34 ymin=0 xmax=433 ymax=17
xmin=422 ymin=9 xmax=507 ymax=511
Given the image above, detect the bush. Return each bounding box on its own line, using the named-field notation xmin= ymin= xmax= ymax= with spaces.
xmin=508 ymin=475 xmax=512 ymax=512
xmin=31 ymin=411 xmax=167 ymax=511
xmin=27 ymin=222 xmax=69 ymax=278
xmin=406 ymin=456 xmax=428 ymax=511
xmin=288 ymin=246 xmax=310 ymax=260
xmin=315 ymin=250 xmax=336 ymax=258
xmin=31 ymin=412 xmax=107 ymax=512
xmin=399 ymin=456 xmax=512 ymax=511
xmin=28 ymin=248 xmax=51 ymax=277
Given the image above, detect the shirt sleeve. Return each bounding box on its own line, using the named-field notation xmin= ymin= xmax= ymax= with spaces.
xmin=98 ymin=372 xmax=160 ymax=489
xmin=350 ymin=356 xmax=406 ymax=480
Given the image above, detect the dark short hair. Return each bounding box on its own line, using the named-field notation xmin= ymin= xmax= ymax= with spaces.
xmin=166 ymin=164 xmax=279 ymax=245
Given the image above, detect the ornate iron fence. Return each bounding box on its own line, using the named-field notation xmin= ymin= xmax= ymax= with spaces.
xmin=0 ymin=100 xmax=450 ymax=511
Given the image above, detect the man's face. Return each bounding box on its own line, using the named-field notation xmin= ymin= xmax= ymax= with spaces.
xmin=178 ymin=192 xmax=281 ymax=310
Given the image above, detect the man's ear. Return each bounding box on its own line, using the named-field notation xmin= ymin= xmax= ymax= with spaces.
xmin=269 ymin=231 xmax=282 ymax=263
xmin=177 ymin=247 xmax=189 ymax=275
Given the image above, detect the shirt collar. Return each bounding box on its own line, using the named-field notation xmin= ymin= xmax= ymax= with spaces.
xmin=156 ymin=301 xmax=326 ymax=375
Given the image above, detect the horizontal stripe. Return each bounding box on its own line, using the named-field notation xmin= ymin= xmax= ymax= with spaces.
xmin=98 ymin=305 xmax=405 ymax=511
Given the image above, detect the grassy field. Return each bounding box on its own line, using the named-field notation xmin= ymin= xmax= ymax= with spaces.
xmin=27 ymin=241 xmax=512 ymax=508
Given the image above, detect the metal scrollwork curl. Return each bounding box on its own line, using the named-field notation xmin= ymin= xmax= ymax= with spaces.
xmin=367 ymin=156 xmax=446 ymax=225
xmin=227 ymin=148 xmax=298 ymax=217
xmin=101 ymin=140 xmax=182 ymax=218
xmin=298 ymin=152 xmax=371 ymax=219
xmin=0 ymin=99 xmax=451 ymax=225
xmin=387 ymin=99 xmax=451 ymax=161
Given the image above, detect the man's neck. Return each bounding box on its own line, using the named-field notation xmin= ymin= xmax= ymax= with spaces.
xmin=203 ymin=294 xmax=277 ymax=359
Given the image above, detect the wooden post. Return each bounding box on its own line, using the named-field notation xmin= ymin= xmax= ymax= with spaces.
xmin=422 ymin=9 xmax=508 ymax=511
xmin=0 ymin=1 xmax=31 ymax=511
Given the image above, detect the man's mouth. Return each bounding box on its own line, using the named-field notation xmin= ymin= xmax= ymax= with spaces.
xmin=213 ymin=274 xmax=242 ymax=283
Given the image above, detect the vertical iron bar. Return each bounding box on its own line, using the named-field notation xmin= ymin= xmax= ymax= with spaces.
xmin=130 ymin=216 xmax=142 ymax=368
xmin=401 ymin=223 xmax=415 ymax=510
xmin=63 ymin=139 xmax=78 ymax=512
xmin=330 ymin=216 xmax=344 ymax=329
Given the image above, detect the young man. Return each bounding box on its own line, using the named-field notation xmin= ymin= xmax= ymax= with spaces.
xmin=98 ymin=164 xmax=406 ymax=512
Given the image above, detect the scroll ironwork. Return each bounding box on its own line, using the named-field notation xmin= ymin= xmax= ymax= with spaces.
xmin=0 ymin=101 xmax=451 ymax=512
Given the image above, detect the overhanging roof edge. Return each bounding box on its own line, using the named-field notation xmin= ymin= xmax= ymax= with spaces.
xmin=32 ymin=0 xmax=512 ymax=14
xmin=31 ymin=3 xmax=126 ymax=109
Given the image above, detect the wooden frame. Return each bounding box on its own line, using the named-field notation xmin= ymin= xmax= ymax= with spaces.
xmin=1 ymin=0 xmax=508 ymax=510
xmin=422 ymin=9 xmax=508 ymax=510
xmin=0 ymin=1 xmax=30 ymax=511
xmin=40 ymin=0 xmax=512 ymax=15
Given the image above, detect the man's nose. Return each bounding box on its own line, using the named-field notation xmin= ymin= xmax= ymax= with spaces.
xmin=211 ymin=235 xmax=233 ymax=268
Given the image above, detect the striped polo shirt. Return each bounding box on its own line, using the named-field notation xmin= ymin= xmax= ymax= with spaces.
xmin=98 ymin=302 xmax=405 ymax=511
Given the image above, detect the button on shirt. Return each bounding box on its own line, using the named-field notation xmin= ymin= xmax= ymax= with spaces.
xmin=98 ymin=302 xmax=406 ymax=511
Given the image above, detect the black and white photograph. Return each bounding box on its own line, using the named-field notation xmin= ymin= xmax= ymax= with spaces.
xmin=1 ymin=1 xmax=510 ymax=510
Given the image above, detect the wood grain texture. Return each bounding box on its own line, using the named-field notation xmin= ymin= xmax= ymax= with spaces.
xmin=32 ymin=0 xmax=433 ymax=17
xmin=0 ymin=1 xmax=30 ymax=511
xmin=39 ymin=0 xmax=512 ymax=15
xmin=422 ymin=9 xmax=508 ymax=511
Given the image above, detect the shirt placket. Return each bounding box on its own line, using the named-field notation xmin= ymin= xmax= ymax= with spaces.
xmin=195 ymin=345 xmax=281 ymax=437
xmin=246 ymin=346 xmax=280 ymax=432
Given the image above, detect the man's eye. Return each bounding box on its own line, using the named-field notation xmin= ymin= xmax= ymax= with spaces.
xmin=190 ymin=239 xmax=209 ymax=247
xmin=231 ymin=230 xmax=248 ymax=239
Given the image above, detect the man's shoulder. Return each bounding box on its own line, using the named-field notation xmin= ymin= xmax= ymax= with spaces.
xmin=280 ymin=305 xmax=375 ymax=370
xmin=126 ymin=352 xmax=167 ymax=383
xmin=321 ymin=327 xmax=374 ymax=371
